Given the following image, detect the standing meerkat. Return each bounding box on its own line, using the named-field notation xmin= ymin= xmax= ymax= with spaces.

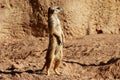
xmin=41 ymin=6 xmax=64 ymax=75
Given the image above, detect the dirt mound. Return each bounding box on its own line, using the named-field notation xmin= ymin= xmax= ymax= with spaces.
xmin=0 ymin=34 xmax=120 ymax=80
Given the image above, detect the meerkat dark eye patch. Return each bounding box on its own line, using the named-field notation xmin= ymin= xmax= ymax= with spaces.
xmin=57 ymin=7 xmax=60 ymax=10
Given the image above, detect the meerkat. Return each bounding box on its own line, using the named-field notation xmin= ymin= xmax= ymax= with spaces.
xmin=41 ymin=6 xmax=64 ymax=75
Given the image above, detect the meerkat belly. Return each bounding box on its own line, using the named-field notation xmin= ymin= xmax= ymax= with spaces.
xmin=54 ymin=37 xmax=62 ymax=58
xmin=45 ymin=36 xmax=57 ymax=58
xmin=54 ymin=45 xmax=63 ymax=60
xmin=56 ymin=25 xmax=62 ymax=33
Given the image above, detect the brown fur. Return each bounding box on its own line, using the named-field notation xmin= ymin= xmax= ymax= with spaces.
xmin=41 ymin=6 xmax=64 ymax=75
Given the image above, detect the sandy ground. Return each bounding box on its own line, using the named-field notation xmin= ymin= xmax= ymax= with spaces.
xmin=0 ymin=34 xmax=120 ymax=80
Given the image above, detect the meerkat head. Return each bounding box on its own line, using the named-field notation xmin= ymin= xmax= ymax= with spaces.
xmin=48 ymin=6 xmax=63 ymax=17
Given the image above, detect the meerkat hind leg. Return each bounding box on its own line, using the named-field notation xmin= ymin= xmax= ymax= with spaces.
xmin=46 ymin=58 xmax=54 ymax=75
xmin=54 ymin=59 xmax=61 ymax=75
xmin=54 ymin=46 xmax=63 ymax=75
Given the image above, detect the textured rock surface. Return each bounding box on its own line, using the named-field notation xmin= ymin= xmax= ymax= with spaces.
xmin=0 ymin=0 xmax=48 ymax=40
xmin=0 ymin=0 xmax=120 ymax=40
xmin=61 ymin=0 xmax=120 ymax=37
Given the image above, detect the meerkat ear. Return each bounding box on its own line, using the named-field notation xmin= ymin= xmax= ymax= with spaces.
xmin=48 ymin=7 xmax=54 ymax=14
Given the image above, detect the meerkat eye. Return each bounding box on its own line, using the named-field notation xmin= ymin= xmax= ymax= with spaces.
xmin=57 ymin=7 xmax=60 ymax=10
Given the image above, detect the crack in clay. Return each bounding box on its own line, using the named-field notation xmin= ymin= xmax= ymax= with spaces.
xmin=63 ymin=57 xmax=120 ymax=66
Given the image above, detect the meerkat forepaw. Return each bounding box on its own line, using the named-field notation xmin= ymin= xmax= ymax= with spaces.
xmin=46 ymin=71 xmax=50 ymax=76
